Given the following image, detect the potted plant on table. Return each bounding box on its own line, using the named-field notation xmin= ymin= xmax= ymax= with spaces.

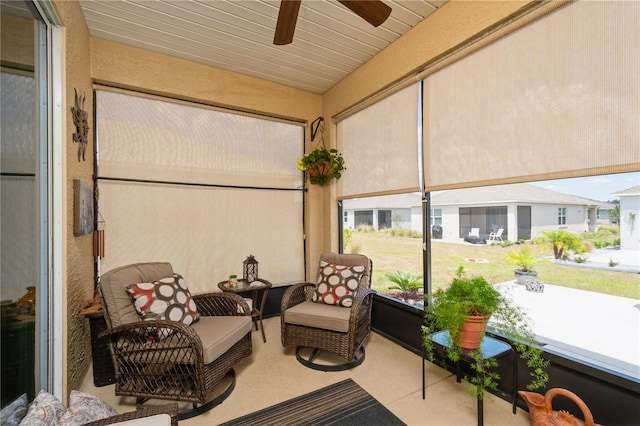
xmin=506 ymin=245 xmax=547 ymax=282
xmin=423 ymin=267 xmax=548 ymax=399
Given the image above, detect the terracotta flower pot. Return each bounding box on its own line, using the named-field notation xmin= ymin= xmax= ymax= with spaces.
xmin=455 ymin=315 xmax=489 ymax=349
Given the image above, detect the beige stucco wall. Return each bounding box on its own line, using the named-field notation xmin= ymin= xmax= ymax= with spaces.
xmin=52 ymin=0 xmax=95 ymax=401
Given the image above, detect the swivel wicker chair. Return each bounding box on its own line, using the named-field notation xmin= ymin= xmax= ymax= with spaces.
xmin=281 ymin=253 xmax=374 ymax=371
xmin=98 ymin=262 xmax=252 ymax=420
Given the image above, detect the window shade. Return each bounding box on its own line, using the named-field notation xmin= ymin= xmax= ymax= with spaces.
xmin=423 ymin=0 xmax=640 ymax=191
xmin=98 ymin=91 xmax=303 ymax=189
xmin=337 ymin=83 xmax=420 ymax=198
xmin=96 ymin=90 xmax=305 ymax=291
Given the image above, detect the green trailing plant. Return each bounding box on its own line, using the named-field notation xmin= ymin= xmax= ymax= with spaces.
xmin=423 ymin=267 xmax=549 ymax=400
xmin=609 ymin=259 xmax=619 ymax=267
xmin=533 ymin=230 xmax=583 ymax=260
xmin=385 ymin=271 xmax=423 ymax=301
xmin=297 ymin=147 xmax=345 ymax=185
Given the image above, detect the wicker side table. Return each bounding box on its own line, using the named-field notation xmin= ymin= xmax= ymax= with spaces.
xmin=85 ymin=312 xmax=116 ymax=387
xmin=217 ymin=278 xmax=272 ymax=343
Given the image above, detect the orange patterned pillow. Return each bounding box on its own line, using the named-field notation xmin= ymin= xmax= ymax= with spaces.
xmin=312 ymin=261 xmax=365 ymax=307
xmin=126 ymin=273 xmax=200 ymax=326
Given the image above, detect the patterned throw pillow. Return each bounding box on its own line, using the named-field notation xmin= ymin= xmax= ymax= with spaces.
xmin=126 ymin=273 xmax=200 ymax=330
xmin=58 ymin=391 xmax=118 ymax=426
xmin=19 ymin=390 xmax=65 ymax=426
xmin=0 ymin=393 xmax=28 ymax=426
xmin=312 ymin=261 xmax=365 ymax=307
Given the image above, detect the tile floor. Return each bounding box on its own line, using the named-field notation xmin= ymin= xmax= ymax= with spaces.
xmin=80 ymin=317 xmax=532 ymax=425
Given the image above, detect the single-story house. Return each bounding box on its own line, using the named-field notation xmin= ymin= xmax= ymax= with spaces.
xmin=596 ymin=202 xmax=618 ymax=224
xmin=430 ymin=183 xmax=601 ymax=242
xmin=613 ymin=185 xmax=640 ymax=251
xmin=343 ymin=193 xmax=422 ymax=232
xmin=344 ymin=183 xmax=603 ymax=242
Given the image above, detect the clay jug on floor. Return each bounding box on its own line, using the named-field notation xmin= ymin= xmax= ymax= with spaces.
xmin=518 ymin=388 xmax=600 ymax=426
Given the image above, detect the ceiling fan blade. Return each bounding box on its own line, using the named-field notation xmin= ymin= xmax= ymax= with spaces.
xmin=273 ymin=0 xmax=301 ymax=45
xmin=338 ymin=0 xmax=392 ymax=27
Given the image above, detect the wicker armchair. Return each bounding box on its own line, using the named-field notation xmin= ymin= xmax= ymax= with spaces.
xmin=280 ymin=253 xmax=374 ymax=371
xmin=98 ymin=262 xmax=252 ymax=420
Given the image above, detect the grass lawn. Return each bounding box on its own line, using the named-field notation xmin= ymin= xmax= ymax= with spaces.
xmin=350 ymin=231 xmax=640 ymax=299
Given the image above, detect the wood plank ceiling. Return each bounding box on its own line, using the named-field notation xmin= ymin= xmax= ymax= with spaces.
xmin=78 ymin=0 xmax=447 ymax=94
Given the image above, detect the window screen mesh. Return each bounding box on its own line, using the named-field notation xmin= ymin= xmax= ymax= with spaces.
xmin=423 ymin=0 xmax=640 ymax=191
xmin=96 ymin=90 xmax=305 ymax=291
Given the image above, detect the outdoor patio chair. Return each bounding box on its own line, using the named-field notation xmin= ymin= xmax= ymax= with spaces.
xmin=280 ymin=253 xmax=374 ymax=371
xmin=488 ymin=228 xmax=504 ymax=242
xmin=469 ymin=228 xmax=480 ymax=238
xmin=98 ymin=262 xmax=253 ymax=420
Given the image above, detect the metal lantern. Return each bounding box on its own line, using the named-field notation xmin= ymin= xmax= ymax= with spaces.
xmin=243 ymin=255 xmax=258 ymax=282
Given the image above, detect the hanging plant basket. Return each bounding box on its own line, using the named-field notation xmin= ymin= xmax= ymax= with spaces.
xmin=298 ymin=148 xmax=345 ymax=186
xmin=306 ymin=161 xmax=334 ymax=185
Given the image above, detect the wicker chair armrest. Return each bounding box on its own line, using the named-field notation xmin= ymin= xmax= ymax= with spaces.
xmin=98 ymin=319 xmax=204 ymax=361
xmin=348 ymin=288 xmax=376 ymax=323
xmin=281 ymin=282 xmax=315 ymax=312
xmin=193 ymin=292 xmax=251 ymax=316
xmin=84 ymin=403 xmax=178 ymax=426
xmin=99 ymin=319 xmax=199 ymax=341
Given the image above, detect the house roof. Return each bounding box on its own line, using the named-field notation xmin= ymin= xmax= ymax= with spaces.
xmin=431 ymin=183 xmax=600 ymax=207
xmin=343 ymin=183 xmax=604 ymax=210
xmin=612 ymin=185 xmax=640 ymax=197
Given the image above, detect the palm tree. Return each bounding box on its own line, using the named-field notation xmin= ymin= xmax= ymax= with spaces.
xmin=386 ymin=271 xmax=423 ymax=301
xmin=533 ymin=230 xmax=583 ymax=260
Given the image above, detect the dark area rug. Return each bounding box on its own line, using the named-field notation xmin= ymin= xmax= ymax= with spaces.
xmin=218 ymin=378 xmax=406 ymax=426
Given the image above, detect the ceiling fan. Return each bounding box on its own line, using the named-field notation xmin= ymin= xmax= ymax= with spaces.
xmin=273 ymin=0 xmax=392 ymax=45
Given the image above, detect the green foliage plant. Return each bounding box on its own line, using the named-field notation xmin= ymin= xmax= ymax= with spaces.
xmin=343 ymin=228 xmax=353 ymax=250
xmin=297 ymin=148 xmax=345 ymax=185
xmin=505 ymin=245 xmax=547 ymax=273
xmin=385 ymin=271 xmax=423 ymax=301
xmin=533 ymin=230 xmax=583 ymax=260
xmin=571 ymin=254 xmax=588 ymax=264
xmin=423 ymin=267 xmax=549 ymax=400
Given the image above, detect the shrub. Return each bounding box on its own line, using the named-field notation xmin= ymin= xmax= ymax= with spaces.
xmin=572 ymin=254 xmax=588 ymax=264
xmin=581 ymin=241 xmax=594 ymax=253
xmin=343 ymin=228 xmax=353 ymax=249
xmin=348 ymin=241 xmax=362 ymax=254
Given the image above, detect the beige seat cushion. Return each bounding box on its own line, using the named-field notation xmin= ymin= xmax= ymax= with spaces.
xmin=100 ymin=262 xmax=175 ymax=328
xmin=191 ymin=316 xmax=252 ymax=364
xmin=284 ymin=301 xmax=351 ymax=333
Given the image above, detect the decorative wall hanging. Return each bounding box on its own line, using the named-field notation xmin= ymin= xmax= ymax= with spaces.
xmin=72 ymin=89 xmax=89 ymax=161
xmin=93 ymin=187 xmax=105 ymax=258
xmin=73 ymin=179 xmax=94 ymax=236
